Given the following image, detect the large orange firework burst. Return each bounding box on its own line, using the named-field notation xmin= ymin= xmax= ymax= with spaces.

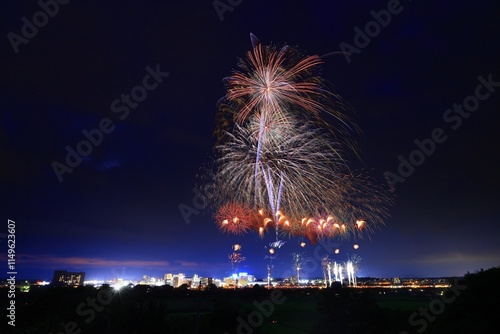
xmin=214 ymin=202 xmax=256 ymax=235
xmin=223 ymin=34 xmax=359 ymax=153
xmin=226 ymin=40 xmax=325 ymax=124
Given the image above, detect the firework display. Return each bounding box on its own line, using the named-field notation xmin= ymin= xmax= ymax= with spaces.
xmin=229 ymin=244 xmax=246 ymax=276
xmin=209 ymin=34 xmax=391 ymax=244
xmin=291 ymin=252 xmax=305 ymax=284
xmin=331 ymin=257 xmax=361 ymax=287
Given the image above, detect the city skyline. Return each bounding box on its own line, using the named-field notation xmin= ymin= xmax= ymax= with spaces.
xmin=5 ymin=268 xmax=465 ymax=286
xmin=4 ymin=241 xmax=498 ymax=282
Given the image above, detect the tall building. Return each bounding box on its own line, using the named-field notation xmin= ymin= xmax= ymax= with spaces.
xmin=52 ymin=270 xmax=85 ymax=286
xmin=173 ymin=275 xmax=180 ymax=287
xmin=165 ymin=273 xmax=173 ymax=286
xmin=178 ymin=273 xmax=186 ymax=287
xmin=191 ymin=274 xmax=200 ymax=288
xmin=200 ymin=277 xmax=214 ymax=288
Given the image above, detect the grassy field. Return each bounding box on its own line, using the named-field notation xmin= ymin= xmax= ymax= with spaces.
xmin=258 ymin=293 xmax=324 ymax=333
xmin=162 ymin=289 xmax=326 ymax=333
xmin=373 ymin=289 xmax=438 ymax=312
xmin=5 ymin=285 xmax=476 ymax=334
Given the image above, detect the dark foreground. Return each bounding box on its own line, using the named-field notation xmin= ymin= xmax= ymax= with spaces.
xmin=1 ymin=267 xmax=499 ymax=334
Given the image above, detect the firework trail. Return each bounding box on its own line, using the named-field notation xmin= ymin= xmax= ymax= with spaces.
xmin=228 ymin=244 xmax=246 ymax=278
xmin=208 ymin=33 xmax=392 ymax=245
xmin=264 ymin=241 xmax=282 ymax=288
xmin=322 ymin=256 xmax=331 ymax=287
xmin=291 ymin=252 xmax=305 ymax=284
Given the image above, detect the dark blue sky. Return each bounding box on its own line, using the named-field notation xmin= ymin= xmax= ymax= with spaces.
xmin=1 ymin=0 xmax=499 ymax=281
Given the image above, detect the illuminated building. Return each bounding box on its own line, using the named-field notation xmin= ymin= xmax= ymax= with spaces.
xmin=164 ymin=273 xmax=173 ymax=286
xmin=200 ymin=277 xmax=212 ymax=288
xmin=191 ymin=274 xmax=200 ymax=288
xmin=168 ymin=273 xmax=186 ymax=287
xmin=177 ymin=273 xmax=186 ymax=287
xmin=20 ymin=281 xmax=30 ymax=292
xmin=52 ymin=270 xmax=85 ymax=286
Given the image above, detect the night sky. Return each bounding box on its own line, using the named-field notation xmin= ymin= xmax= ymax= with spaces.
xmin=1 ymin=0 xmax=499 ymax=281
